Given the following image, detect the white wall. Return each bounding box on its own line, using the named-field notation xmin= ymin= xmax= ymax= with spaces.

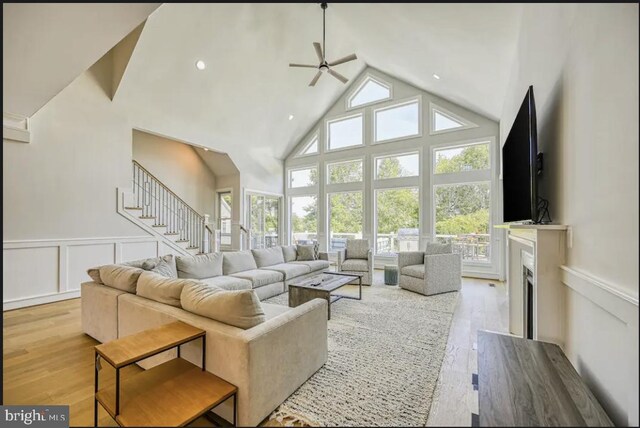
xmin=132 ymin=130 xmax=216 ymax=216
xmin=500 ymin=4 xmax=639 ymax=425
xmin=3 ymin=55 xmax=142 ymax=241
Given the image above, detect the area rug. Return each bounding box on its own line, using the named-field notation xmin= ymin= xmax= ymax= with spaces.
xmin=264 ymin=284 xmax=458 ymax=427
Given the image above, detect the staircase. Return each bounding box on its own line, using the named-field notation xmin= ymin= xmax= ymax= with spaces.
xmin=118 ymin=161 xmax=216 ymax=256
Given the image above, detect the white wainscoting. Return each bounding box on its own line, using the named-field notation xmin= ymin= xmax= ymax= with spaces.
xmin=560 ymin=265 xmax=639 ymax=427
xmin=3 ymin=236 xmax=168 ymax=311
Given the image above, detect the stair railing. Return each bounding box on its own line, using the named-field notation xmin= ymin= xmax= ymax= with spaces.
xmin=132 ymin=160 xmax=214 ymax=254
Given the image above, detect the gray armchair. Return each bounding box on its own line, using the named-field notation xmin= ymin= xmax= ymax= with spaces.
xmin=398 ymin=243 xmax=461 ymax=296
xmin=336 ymin=239 xmax=373 ymax=286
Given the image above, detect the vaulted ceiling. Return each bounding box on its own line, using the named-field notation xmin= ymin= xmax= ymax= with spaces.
xmin=4 ymin=3 xmax=522 ymax=164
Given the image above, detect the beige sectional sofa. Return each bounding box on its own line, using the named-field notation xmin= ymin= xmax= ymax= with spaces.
xmin=81 ymin=245 xmax=330 ymax=426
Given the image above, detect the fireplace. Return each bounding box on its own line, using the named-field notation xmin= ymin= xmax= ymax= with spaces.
xmin=524 ymin=266 xmax=534 ymax=339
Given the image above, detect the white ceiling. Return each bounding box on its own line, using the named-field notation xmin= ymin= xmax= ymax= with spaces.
xmin=117 ymin=3 xmax=522 ymax=164
xmin=4 ymin=3 xmax=522 ymax=180
xmin=3 ymin=3 xmax=160 ymax=117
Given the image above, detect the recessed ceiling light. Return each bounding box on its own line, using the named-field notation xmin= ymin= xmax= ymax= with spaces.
xmin=195 ymin=60 xmax=206 ymax=70
xmin=204 ymin=148 xmax=208 ymax=151
xmin=289 ymin=115 xmax=294 ymax=121
xmin=433 ymin=74 xmax=441 ymax=80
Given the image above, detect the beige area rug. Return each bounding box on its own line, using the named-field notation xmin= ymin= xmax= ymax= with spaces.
xmin=264 ymin=283 xmax=458 ymax=427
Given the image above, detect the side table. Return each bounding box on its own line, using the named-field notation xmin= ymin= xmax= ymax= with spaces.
xmin=94 ymin=321 xmax=237 ymax=427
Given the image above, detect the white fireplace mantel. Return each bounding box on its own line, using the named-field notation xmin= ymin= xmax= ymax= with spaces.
xmin=498 ymin=224 xmax=568 ymax=347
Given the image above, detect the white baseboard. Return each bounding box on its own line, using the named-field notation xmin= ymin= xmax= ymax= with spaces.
xmin=560 ymin=265 xmax=638 ymax=427
xmin=3 ymin=235 xmax=163 ymax=310
xmin=3 ymin=290 xmax=80 ymax=311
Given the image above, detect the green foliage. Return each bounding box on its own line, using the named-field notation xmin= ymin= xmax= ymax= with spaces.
xmin=328 ymin=160 xmax=362 ymax=184
xmin=376 ymin=188 xmax=419 ymax=233
xmin=435 ymin=144 xmax=489 ymax=174
xmin=330 ymin=192 xmax=362 ymax=234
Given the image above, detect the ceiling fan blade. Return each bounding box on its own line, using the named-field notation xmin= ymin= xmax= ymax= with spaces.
xmin=313 ymin=42 xmax=324 ymax=62
xmin=289 ymin=63 xmax=318 ymax=68
xmin=328 ymin=68 xmax=348 ymax=84
xmin=309 ymin=70 xmax=323 ymax=87
xmin=328 ymin=53 xmax=357 ymax=67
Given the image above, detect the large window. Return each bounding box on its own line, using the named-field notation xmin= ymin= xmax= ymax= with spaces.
xmin=327 ymin=114 xmax=363 ymax=151
xmin=327 ymin=159 xmax=363 ymax=184
xmin=432 ymin=141 xmax=492 ymax=263
xmin=375 ymin=187 xmax=419 ymax=255
xmin=247 ymin=193 xmax=280 ymax=249
xmin=434 ymin=183 xmax=490 ymax=261
xmin=290 ymin=195 xmax=317 ymax=245
xmin=328 ymin=192 xmax=363 ymax=252
xmin=289 ymin=166 xmax=317 ymax=188
xmin=375 ymin=152 xmax=420 ymax=179
xmin=374 ymin=100 xmax=420 ymax=143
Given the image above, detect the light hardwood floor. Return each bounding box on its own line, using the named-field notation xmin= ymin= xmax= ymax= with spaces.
xmin=3 ymin=274 xmax=507 ymax=427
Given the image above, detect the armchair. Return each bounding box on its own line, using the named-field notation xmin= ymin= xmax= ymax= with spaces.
xmin=398 ymin=243 xmax=461 ymax=296
xmin=336 ymin=239 xmax=374 ymax=286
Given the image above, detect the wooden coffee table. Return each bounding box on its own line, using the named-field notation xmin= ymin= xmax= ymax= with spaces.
xmin=94 ymin=321 xmax=237 ymax=427
xmin=288 ymin=271 xmax=363 ymax=320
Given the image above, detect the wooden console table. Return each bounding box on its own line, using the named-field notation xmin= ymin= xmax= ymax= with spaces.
xmin=94 ymin=321 xmax=237 ymax=427
xmin=478 ymin=330 xmax=612 ymax=426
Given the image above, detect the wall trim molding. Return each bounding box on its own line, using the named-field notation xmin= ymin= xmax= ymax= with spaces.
xmin=3 ymin=290 xmax=80 ymax=311
xmin=3 ymin=235 xmax=163 ymax=311
xmin=560 ymin=265 xmax=638 ymax=321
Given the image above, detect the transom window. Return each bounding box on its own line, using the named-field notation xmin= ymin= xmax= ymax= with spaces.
xmin=326 ymin=114 xmax=363 ymax=151
xmin=347 ymin=75 xmax=392 ymax=109
xmin=375 ymin=152 xmax=420 ymax=179
xmin=327 ymin=159 xmax=363 ymax=184
xmin=298 ymin=134 xmax=318 ymax=156
xmin=289 ymin=166 xmax=317 ymax=188
xmin=430 ymin=103 xmax=478 ymax=134
xmin=374 ymin=99 xmax=420 ymax=143
xmin=434 ymin=142 xmax=490 ymax=173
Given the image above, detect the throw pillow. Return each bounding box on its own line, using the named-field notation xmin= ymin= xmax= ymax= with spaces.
xmin=296 ymin=244 xmax=316 ymax=261
xmin=98 ymin=265 xmax=144 ymax=293
xmin=425 ymin=242 xmax=453 ymax=255
xmin=147 ymin=257 xmax=178 ymax=278
xmin=180 ymin=283 xmax=265 ymax=329
xmin=136 ymin=271 xmax=200 ymax=307
xmin=282 ymin=245 xmax=297 ymax=262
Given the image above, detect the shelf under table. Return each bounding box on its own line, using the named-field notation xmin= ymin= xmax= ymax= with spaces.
xmin=96 ymin=358 xmax=237 ymax=427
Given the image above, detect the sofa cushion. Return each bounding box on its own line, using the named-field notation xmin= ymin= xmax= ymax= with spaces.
xmin=296 ymin=244 xmax=316 ymax=261
xmin=401 ymin=264 xmax=425 ymax=279
xmin=282 ymin=245 xmax=297 ymax=263
xmin=87 ymin=254 xmax=178 ymax=283
xmin=230 ymin=269 xmax=284 ymax=288
xmin=137 ymin=271 xmax=200 ymax=307
xmin=261 ymin=263 xmax=310 ymax=280
xmin=223 ymin=251 xmax=258 ymax=275
xmin=99 ymin=265 xmax=144 ymax=293
xmin=341 ymin=258 xmax=369 ymax=272
xmin=176 ymin=253 xmax=223 ymax=279
xmin=425 ymin=242 xmax=452 ymax=255
xmin=252 ymin=247 xmax=285 ymax=268
xmin=200 ymin=275 xmax=252 ymax=291
xmin=180 ymin=283 xmax=265 ymax=329
xmin=346 ymin=239 xmax=370 ymax=260
xmin=291 ymin=260 xmax=330 ymax=272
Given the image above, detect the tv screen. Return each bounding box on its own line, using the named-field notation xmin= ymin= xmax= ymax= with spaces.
xmin=502 ymin=86 xmax=538 ymax=223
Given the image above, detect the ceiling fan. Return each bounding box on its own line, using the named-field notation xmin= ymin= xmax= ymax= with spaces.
xmin=289 ymin=3 xmax=358 ymax=86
